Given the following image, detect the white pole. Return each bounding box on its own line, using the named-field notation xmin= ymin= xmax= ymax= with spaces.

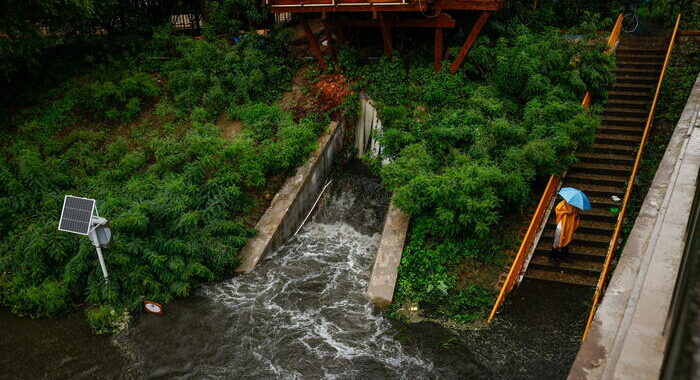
xmin=89 ymin=229 xmax=109 ymax=282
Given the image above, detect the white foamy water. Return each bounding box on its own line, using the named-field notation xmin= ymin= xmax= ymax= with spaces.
xmin=201 ymin=219 xmax=434 ymax=379
xmin=117 ymin=173 xmax=444 ymax=379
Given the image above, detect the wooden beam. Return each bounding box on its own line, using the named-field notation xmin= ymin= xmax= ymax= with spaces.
xmin=450 ymin=11 xmax=490 ymax=74
xmin=379 ymin=13 xmax=392 ymax=58
xmin=434 ymin=28 xmax=443 ymax=72
xmin=268 ymin=0 xmax=504 ymax=13
xmin=300 ymin=15 xmax=326 ymax=70
xmin=334 ymin=13 xmax=456 ymax=28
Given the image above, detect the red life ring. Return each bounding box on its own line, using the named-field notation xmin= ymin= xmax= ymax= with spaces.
xmin=143 ymin=300 xmax=164 ymax=315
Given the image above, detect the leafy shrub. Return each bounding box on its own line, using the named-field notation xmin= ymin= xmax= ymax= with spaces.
xmin=163 ymin=32 xmax=291 ymax=119
xmin=85 ymin=305 xmax=130 ymax=334
xmin=0 ymin=29 xmax=324 ymax=327
xmin=346 ymin=23 xmax=614 ymax=321
xmin=77 ymin=72 xmax=160 ymax=122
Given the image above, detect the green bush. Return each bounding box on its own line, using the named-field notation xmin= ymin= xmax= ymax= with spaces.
xmin=0 ymin=29 xmax=325 ymax=326
xmin=162 ymin=32 xmax=292 ymax=119
xmin=346 ymin=23 xmax=613 ymax=321
xmin=85 ymin=305 xmax=130 ymax=334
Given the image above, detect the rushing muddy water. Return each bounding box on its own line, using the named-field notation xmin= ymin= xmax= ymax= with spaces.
xmin=1 ymin=166 xmax=592 ymax=379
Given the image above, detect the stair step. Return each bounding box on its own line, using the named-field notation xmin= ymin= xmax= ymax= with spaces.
xmin=615 ymin=75 xmax=659 ymax=85
xmin=590 ymin=142 xmax=637 ymax=155
xmin=615 ymin=51 xmax=666 ymax=60
xmin=613 ymin=82 xmax=656 ymax=92
xmin=602 ymin=115 xmax=647 ymax=127
xmin=598 ymin=124 xmax=645 ymax=136
xmin=606 ymin=98 xmax=649 ymax=110
xmin=567 ymin=171 xmax=629 ymax=187
xmin=525 ymin=268 xmax=598 ymax=286
xmin=529 ymin=254 xmax=604 ymax=275
xmin=609 ymin=90 xmax=652 ymax=100
xmin=595 ymin=132 xmax=643 ymax=146
xmin=570 ymin=161 xmax=632 ymax=176
xmin=616 ymin=60 xmax=663 ymax=69
xmin=603 ymin=107 xmax=649 ymax=118
xmin=616 ymin=46 xmax=667 ymax=54
xmin=534 ymin=246 xmax=607 ymax=262
xmin=613 ymin=67 xmax=661 ymax=76
xmin=588 ymin=195 xmax=622 ymax=209
xmin=577 ymin=151 xmax=635 ymax=165
xmin=620 ymin=38 xmax=668 ymax=48
xmin=613 ymin=83 xmax=656 ymax=93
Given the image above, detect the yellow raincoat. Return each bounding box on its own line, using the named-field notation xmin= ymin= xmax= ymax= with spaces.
xmin=554 ymin=200 xmax=580 ymax=248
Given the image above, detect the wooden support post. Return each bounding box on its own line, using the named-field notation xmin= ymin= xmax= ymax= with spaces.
xmin=323 ymin=16 xmax=337 ymax=62
xmin=434 ymin=28 xmax=443 ymax=72
xmin=450 ymin=11 xmax=490 ymax=74
xmin=300 ymin=15 xmax=326 ymax=71
xmin=379 ymin=13 xmax=392 ymax=58
xmin=337 ymin=24 xmax=345 ymax=44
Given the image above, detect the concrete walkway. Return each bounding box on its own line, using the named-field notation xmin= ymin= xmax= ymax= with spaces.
xmin=569 ymin=74 xmax=700 ymax=379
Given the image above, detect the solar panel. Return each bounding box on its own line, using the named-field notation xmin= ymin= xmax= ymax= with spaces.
xmin=58 ymin=195 xmax=96 ymax=235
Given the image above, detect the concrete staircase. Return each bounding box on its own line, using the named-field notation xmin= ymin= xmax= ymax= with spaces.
xmin=524 ymin=36 xmax=668 ymax=286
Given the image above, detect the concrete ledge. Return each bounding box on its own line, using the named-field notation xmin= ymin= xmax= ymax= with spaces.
xmin=366 ymin=202 xmax=410 ymax=308
xmin=569 ymin=74 xmax=700 ymax=379
xmin=235 ymin=120 xmax=344 ymax=273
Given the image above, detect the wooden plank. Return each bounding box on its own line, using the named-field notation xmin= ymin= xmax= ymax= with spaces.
xmin=449 ymin=11 xmax=490 ymax=74
xmin=434 ymin=27 xmax=443 ymax=72
xmin=334 ymin=13 xmax=456 ymax=28
xmin=379 ymin=13 xmax=392 ymax=58
xmin=300 ymin=15 xmax=326 ymax=70
xmin=268 ymin=0 xmax=504 ymax=13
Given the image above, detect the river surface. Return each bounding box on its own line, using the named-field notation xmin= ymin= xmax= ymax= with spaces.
xmin=1 ymin=166 xmax=591 ymax=379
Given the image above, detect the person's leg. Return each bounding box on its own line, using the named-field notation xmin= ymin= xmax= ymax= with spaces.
xmin=560 ymin=245 xmax=574 ymax=264
xmin=549 ymin=247 xmax=561 ymax=266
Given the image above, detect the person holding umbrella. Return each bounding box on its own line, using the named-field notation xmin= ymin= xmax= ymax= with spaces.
xmin=550 ymin=187 xmax=592 ymax=266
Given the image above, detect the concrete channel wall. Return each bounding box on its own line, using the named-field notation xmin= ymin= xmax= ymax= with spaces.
xmin=569 ymin=74 xmax=700 ymax=379
xmin=366 ymin=203 xmax=410 ymax=308
xmin=235 ymin=119 xmax=344 ymax=273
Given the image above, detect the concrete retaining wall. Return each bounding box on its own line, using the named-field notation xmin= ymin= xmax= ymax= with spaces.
xmin=569 ymin=74 xmax=700 ymax=379
xmin=366 ymin=203 xmax=410 ymax=308
xmin=235 ymin=119 xmax=345 ymax=273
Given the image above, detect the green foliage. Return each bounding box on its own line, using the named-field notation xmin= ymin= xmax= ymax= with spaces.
xmin=161 ymin=31 xmax=291 ymax=119
xmin=85 ymin=305 xmax=130 ymax=334
xmin=0 ymin=29 xmax=325 ymax=327
xmin=343 ymin=24 xmax=613 ymax=321
xmin=204 ymin=0 xmax=270 ymax=36
xmin=77 ymin=72 xmax=160 ymax=122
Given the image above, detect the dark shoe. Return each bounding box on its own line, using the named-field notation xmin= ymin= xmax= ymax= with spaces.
xmin=549 ymin=254 xmax=560 ymax=266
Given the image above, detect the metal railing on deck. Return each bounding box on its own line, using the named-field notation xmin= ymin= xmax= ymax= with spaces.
xmin=582 ymin=13 xmax=683 ymax=341
xmin=487 ymin=13 xmax=625 ymax=323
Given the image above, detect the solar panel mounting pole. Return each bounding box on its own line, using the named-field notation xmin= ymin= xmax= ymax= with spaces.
xmin=58 ymin=195 xmax=111 ymax=283
xmin=88 ymin=222 xmax=109 ymax=282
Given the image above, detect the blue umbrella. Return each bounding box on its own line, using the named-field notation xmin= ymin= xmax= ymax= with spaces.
xmin=558 ymin=187 xmax=592 ymax=210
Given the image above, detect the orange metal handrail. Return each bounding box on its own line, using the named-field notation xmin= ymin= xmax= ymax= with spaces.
xmin=582 ymin=13 xmax=682 ymax=341
xmin=606 ymin=13 xmax=624 ymax=52
xmin=487 ymin=13 xmax=624 ymax=323
xmin=488 ymin=175 xmax=559 ymax=322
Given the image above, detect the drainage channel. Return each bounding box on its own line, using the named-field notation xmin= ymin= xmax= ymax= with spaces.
xmin=116 ymin=163 xmax=491 ymax=379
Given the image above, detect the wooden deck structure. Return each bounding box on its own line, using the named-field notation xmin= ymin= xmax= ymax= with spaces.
xmin=266 ymin=0 xmax=507 ymax=72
